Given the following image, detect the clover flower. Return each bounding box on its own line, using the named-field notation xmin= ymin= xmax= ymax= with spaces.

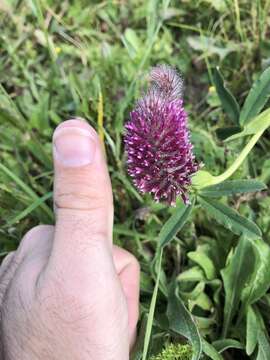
xmin=124 ymin=65 xmax=199 ymax=206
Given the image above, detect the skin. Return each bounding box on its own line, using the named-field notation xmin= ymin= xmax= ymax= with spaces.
xmin=0 ymin=119 xmax=140 ymax=360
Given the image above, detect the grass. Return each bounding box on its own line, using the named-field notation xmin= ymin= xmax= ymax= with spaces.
xmin=1 ymin=0 xmax=270 ymax=359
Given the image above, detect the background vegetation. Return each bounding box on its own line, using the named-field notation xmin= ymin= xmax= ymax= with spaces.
xmin=1 ymin=0 xmax=270 ymax=359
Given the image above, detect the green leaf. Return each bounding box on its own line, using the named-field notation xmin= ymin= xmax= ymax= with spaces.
xmin=194 ymin=314 xmax=216 ymax=332
xmin=199 ymin=196 xmax=262 ymax=238
xmin=167 ymin=281 xmax=202 ymax=360
xmin=177 ymin=266 xmax=205 ymax=282
xmin=188 ymin=251 xmax=217 ymax=280
xmin=216 ymin=126 xmax=242 ymax=141
xmin=221 ymin=237 xmax=257 ymax=338
xmin=180 ymin=282 xmax=205 ymax=303
xmin=190 ymin=291 xmax=212 ymax=311
xmin=202 ymin=340 xmax=223 ymax=360
xmin=158 ymin=201 xmax=193 ymax=248
xmin=212 ymin=339 xmax=244 ymax=353
xmin=241 ymin=107 xmax=270 ymax=136
xmin=124 ymin=28 xmax=140 ymax=52
xmin=242 ymin=239 xmax=270 ymax=307
xmin=257 ymin=330 xmax=270 ymax=360
xmin=122 ymin=28 xmax=141 ymax=58
xmin=246 ymin=305 xmax=259 ymax=355
xmin=207 ymin=279 xmax=222 ymax=305
xmin=199 ymin=180 xmax=267 ymax=198
xmin=225 ymin=108 xmax=270 ymax=142
xmin=187 ymin=35 xmax=236 ymax=60
xmin=240 ymin=66 xmax=270 ymax=125
xmin=213 ymin=67 xmax=240 ymax=124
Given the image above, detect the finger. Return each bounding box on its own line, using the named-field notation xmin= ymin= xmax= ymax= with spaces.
xmin=0 ymin=252 xmax=15 ymax=278
xmin=49 ymin=119 xmax=113 ymax=273
xmin=3 ymin=225 xmax=54 ymax=276
xmin=16 ymin=225 xmax=54 ymax=260
xmin=113 ymin=246 xmax=140 ymax=348
xmin=0 ymin=226 xmax=54 ymax=304
xmin=0 ymin=255 xmax=19 ymax=305
xmin=0 ymin=252 xmax=16 ymax=302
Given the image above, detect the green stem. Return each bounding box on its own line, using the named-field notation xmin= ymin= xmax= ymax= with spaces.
xmin=193 ymin=129 xmax=265 ymax=189
xmin=142 ymin=248 xmax=163 ymax=360
xmin=193 ymin=107 xmax=270 ymax=189
xmin=212 ymin=130 xmax=264 ymax=185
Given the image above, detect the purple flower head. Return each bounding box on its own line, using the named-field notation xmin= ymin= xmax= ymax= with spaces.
xmin=124 ymin=65 xmax=199 ymax=206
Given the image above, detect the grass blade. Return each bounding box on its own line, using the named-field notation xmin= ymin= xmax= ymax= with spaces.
xmin=6 ymin=191 xmax=53 ymax=226
xmin=0 ymin=163 xmax=53 ymax=221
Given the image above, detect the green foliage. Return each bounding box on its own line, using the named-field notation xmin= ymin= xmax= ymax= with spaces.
xmin=202 ymin=340 xmax=223 ymax=360
xmin=199 ymin=197 xmax=262 ymax=238
xmin=149 ymin=343 xmax=193 ymax=360
xmin=200 ymin=180 xmax=267 ymax=198
xmin=240 ymin=66 xmax=270 ymax=126
xmin=1 ymin=1 xmax=270 ymax=359
xmin=158 ymin=201 xmax=194 ymax=248
xmin=167 ymin=281 xmax=202 ymax=360
xmin=221 ymin=237 xmax=257 ymax=338
xmin=213 ymin=67 xmax=240 ymax=125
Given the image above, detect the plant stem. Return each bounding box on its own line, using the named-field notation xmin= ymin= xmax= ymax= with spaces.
xmin=142 ymin=248 xmax=163 ymax=360
xmin=196 ymin=130 xmax=265 ymax=190
xmin=213 ymin=130 xmax=264 ymax=184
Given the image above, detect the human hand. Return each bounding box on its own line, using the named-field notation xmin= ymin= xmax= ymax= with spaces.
xmin=0 ymin=119 xmax=140 ymax=360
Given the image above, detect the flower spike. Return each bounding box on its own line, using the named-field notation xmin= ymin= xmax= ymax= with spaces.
xmin=124 ymin=65 xmax=199 ymax=206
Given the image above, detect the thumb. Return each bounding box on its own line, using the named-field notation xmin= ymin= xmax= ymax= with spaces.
xmin=49 ymin=119 xmax=114 ymax=273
